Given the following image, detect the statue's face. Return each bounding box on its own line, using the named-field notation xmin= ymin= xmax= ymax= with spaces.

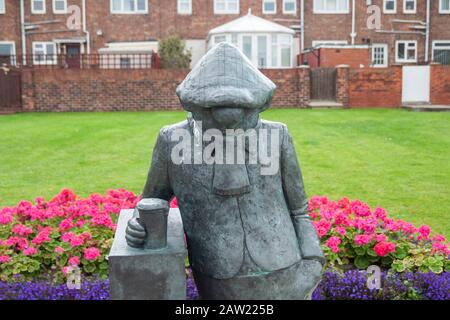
xmin=191 ymin=106 xmax=259 ymax=131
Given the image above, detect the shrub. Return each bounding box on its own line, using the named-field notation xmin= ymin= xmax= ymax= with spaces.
xmin=0 ymin=189 xmax=139 ymax=282
xmin=308 ymin=196 xmax=450 ymax=274
xmin=158 ymin=34 xmax=192 ymax=69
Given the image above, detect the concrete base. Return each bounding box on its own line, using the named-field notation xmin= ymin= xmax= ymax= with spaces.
xmin=308 ymin=100 xmax=344 ymax=108
xmin=402 ymin=104 xmax=450 ymax=112
xmin=108 ymin=209 xmax=187 ymax=300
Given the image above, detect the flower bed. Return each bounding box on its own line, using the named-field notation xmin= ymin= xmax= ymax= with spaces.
xmin=1 ymin=189 xmax=449 ymax=300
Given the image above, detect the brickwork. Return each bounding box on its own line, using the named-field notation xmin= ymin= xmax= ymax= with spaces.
xmin=21 ymin=66 xmax=310 ymax=112
xmin=430 ymin=64 xmax=450 ymax=105
xmin=347 ymin=66 xmax=403 ymax=108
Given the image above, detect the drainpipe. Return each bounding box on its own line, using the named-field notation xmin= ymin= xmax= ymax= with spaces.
xmin=425 ymin=0 xmax=430 ymax=62
xmin=300 ymin=0 xmax=305 ymax=53
xmin=20 ymin=0 xmax=26 ymax=65
xmin=350 ymin=0 xmax=356 ymax=45
xmin=82 ymin=0 xmax=90 ymax=54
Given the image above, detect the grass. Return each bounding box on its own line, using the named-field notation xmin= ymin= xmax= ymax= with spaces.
xmin=0 ymin=109 xmax=449 ymax=237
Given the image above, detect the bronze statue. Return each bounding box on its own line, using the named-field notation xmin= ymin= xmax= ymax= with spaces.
xmin=125 ymin=42 xmax=325 ymax=300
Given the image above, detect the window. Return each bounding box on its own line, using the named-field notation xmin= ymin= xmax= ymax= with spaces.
xmin=257 ymin=35 xmax=268 ymax=68
xmin=120 ymin=57 xmax=131 ymax=69
xmin=279 ymin=35 xmax=292 ymax=67
xmin=403 ymin=0 xmax=416 ymax=14
xmin=313 ymin=0 xmax=349 ymax=14
xmin=53 ymin=0 xmax=67 ymax=14
xmin=0 ymin=42 xmax=16 ymax=65
xmin=33 ymin=42 xmax=57 ymax=65
xmin=283 ymin=0 xmax=296 ymax=14
xmin=440 ymin=0 xmax=450 ymax=13
xmin=0 ymin=0 xmax=5 ymax=14
xmin=32 ymin=0 xmax=46 ymax=14
xmin=214 ymin=0 xmax=239 ymax=14
xmin=372 ymin=44 xmax=388 ymax=67
xmin=111 ymin=0 xmax=148 ymax=14
xmin=262 ymin=0 xmax=276 ymax=14
xmin=178 ymin=0 xmax=192 ymax=14
xmin=384 ymin=0 xmax=396 ymax=13
xmin=395 ymin=41 xmax=417 ymax=63
xmin=432 ymin=41 xmax=450 ymax=65
xmin=242 ymin=35 xmax=252 ymax=60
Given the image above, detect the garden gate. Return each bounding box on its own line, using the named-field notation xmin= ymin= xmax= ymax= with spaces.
xmin=310 ymin=68 xmax=337 ymax=101
xmin=0 ymin=68 xmax=22 ymax=113
xmin=402 ymin=66 xmax=430 ymax=104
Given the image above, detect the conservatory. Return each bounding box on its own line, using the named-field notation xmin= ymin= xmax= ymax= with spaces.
xmin=207 ymin=10 xmax=296 ymax=69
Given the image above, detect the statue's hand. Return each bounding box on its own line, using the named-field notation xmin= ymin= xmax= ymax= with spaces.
xmin=125 ymin=217 xmax=146 ymax=248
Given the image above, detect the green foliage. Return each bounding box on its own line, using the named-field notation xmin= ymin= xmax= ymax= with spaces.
xmin=158 ymin=34 xmax=192 ymax=69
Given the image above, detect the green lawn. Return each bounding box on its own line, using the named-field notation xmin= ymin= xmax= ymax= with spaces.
xmin=0 ymin=109 xmax=449 ymax=237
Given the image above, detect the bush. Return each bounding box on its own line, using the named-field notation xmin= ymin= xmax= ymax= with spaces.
xmin=158 ymin=34 xmax=192 ymax=69
xmin=0 ymin=189 xmax=139 ymax=282
xmin=308 ymin=196 xmax=450 ymax=274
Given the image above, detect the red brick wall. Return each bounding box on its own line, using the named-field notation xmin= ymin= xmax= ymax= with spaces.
xmin=21 ymin=67 xmax=310 ymax=112
xmin=303 ymin=48 xmax=371 ymax=68
xmin=336 ymin=66 xmax=349 ymax=106
xmin=347 ymin=66 xmax=403 ymax=108
xmin=430 ymin=65 xmax=450 ymax=105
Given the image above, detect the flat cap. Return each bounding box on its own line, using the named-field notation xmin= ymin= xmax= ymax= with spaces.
xmin=176 ymin=42 xmax=276 ymax=112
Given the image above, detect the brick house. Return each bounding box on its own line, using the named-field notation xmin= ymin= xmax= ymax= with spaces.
xmin=0 ymin=0 xmax=449 ymax=68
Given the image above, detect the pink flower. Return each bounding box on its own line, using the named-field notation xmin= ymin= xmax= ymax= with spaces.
xmin=11 ymin=224 xmax=33 ymax=236
xmin=313 ymin=219 xmax=331 ymax=238
xmin=325 ymin=236 xmax=342 ymax=253
xmin=69 ymin=256 xmax=80 ymax=266
xmin=91 ymin=214 xmax=113 ymax=228
xmin=59 ymin=218 xmax=74 ymax=232
xmin=335 ymin=227 xmax=347 ymax=236
xmin=170 ymin=197 xmax=179 ymax=208
xmin=23 ymin=247 xmax=38 ymax=256
xmin=0 ymin=255 xmax=11 ymax=263
xmin=54 ymin=246 xmax=65 ymax=254
xmin=61 ymin=232 xmax=75 ymax=243
xmin=432 ymin=234 xmax=446 ymax=242
xmin=374 ymin=234 xmax=388 ymax=242
xmin=70 ymin=236 xmax=85 ymax=248
xmin=432 ymin=242 xmax=450 ymax=255
xmin=417 ymin=225 xmax=431 ymax=240
xmin=373 ymin=241 xmax=396 ymax=257
xmin=373 ymin=207 xmax=387 ymax=220
xmin=62 ymin=266 xmax=72 ymax=276
xmin=32 ymin=229 xmax=52 ymax=245
xmin=0 ymin=208 xmax=14 ymax=225
xmin=354 ymin=234 xmax=372 ymax=246
xmin=83 ymin=247 xmax=101 ymax=261
xmin=76 ymin=220 xmax=86 ymax=228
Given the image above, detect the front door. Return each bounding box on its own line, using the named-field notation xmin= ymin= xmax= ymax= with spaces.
xmin=66 ymin=44 xmax=81 ymax=69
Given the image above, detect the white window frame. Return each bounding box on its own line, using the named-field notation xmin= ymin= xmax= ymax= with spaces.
xmin=0 ymin=0 xmax=5 ymax=14
xmin=110 ymin=0 xmax=148 ymax=14
xmin=53 ymin=0 xmax=67 ymax=14
xmin=313 ymin=0 xmax=350 ymax=14
xmin=214 ymin=0 xmax=240 ymax=14
xmin=432 ymin=40 xmax=450 ymax=62
xmin=283 ymin=0 xmax=297 ymax=14
xmin=440 ymin=0 xmax=450 ymax=14
xmin=177 ymin=0 xmax=192 ymax=15
xmin=371 ymin=44 xmax=388 ymax=68
xmin=395 ymin=40 xmax=417 ymax=63
xmin=33 ymin=42 xmax=57 ymax=65
xmin=403 ymin=0 xmax=416 ymax=14
xmin=383 ymin=0 xmax=397 ymax=14
xmin=31 ymin=0 xmax=46 ymax=14
xmin=0 ymin=41 xmax=16 ymax=65
xmin=262 ymin=0 xmax=276 ymax=14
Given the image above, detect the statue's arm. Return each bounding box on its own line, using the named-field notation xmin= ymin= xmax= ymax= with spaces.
xmin=280 ymin=125 xmax=326 ymax=265
xmin=133 ymin=127 xmax=174 ymax=218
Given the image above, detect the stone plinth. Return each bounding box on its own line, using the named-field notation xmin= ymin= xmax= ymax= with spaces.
xmin=109 ymin=209 xmax=187 ymax=300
